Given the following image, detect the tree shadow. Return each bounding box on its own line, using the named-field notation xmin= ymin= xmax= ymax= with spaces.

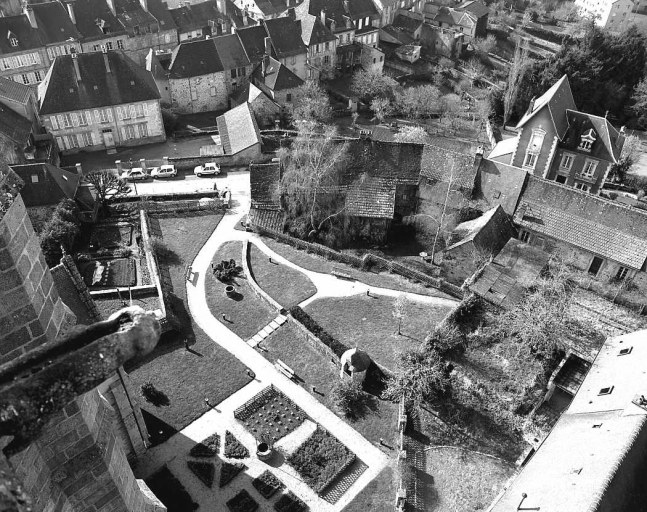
xmin=363 ymin=362 xmax=389 ymax=397
xmin=141 ymin=409 xmax=179 ymax=447
xmin=347 ymin=391 xmax=380 ymax=421
xmin=141 ymin=382 xmax=170 ymax=407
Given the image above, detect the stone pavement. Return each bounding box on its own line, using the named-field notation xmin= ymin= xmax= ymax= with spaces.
xmin=248 ymin=313 xmax=288 ymax=348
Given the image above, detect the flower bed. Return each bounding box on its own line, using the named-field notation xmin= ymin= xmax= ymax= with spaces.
xmin=252 ymin=471 xmax=285 ymax=499
xmin=220 ymin=461 xmax=247 ymax=488
xmin=226 ymin=489 xmax=259 ymax=512
xmin=287 ymin=427 xmax=355 ymax=493
xmin=189 ymin=433 xmax=220 ymax=457
xmin=274 ymin=492 xmax=308 ymax=512
xmin=224 ymin=431 xmax=249 ymax=459
xmin=187 ymin=460 xmax=215 ymax=488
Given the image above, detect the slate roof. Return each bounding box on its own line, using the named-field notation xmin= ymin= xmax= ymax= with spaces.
xmin=299 ymin=13 xmax=336 ymax=46
xmin=517 ymin=74 xmax=576 ymax=139
xmin=379 ymin=25 xmax=416 ymax=45
xmin=561 ymin=110 xmax=624 ymax=163
xmin=263 ymin=17 xmax=307 ymax=58
xmin=446 ymin=205 xmax=501 ymax=250
xmin=346 ymin=139 xmax=423 ymax=184
xmin=0 ymin=14 xmax=42 ymax=54
xmin=114 ymin=0 xmax=157 ymax=28
xmin=392 ymin=13 xmax=423 ymax=33
xmin=216 ymin=102 xmax=260 ymax=155
xmin=237 ymin=24 xmax=271 ymax=62
xmin=168 ymin=38 xmax=223 ymax=78
xmin=514 ymin=200 xmax=647 ymax=269
xmin=301 ymin=0 xmax=377 ymax=31
xmin=251 ymin=56 xmax=304 ymax=91
xmin=72 ymin=0 xmax=126 ymax=40
xmin=0 ymin=76 xmax=32 ymax=104
xmin=420 ymin=141 xmax=478 ymax=190
xmin=0 ymin=102 xmax=32 ymax=144
xmin=213 ymin=33 xmax=250 ymax=70
xmin=147 ymin=0 xmax=177 ymax=30
xmin=476 ymin=158 xmax=527 ymax=215
xmin=487 ymin=136 xmax=516 ymax=162
xmin=31 ymin=2 xmax=81 ymax=44
xmin=9 ymin=163 xmax=80 ymax=207
xmin=38 ymin=51 xmax=160 ymax=114
xmin=456 ymin=0 xmax=489 ymax=18
xmin=250 ymin=162 xmax=280 ymax=207
xmin=253 ymin=0 xmax=288 ymax=16
xmin=345 ymin=176 xmax=396 ymax=218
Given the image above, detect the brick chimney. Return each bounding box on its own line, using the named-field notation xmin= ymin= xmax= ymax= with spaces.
xmin=23 ymin=3 xmax=37 ymax=29
xmin=71 ymin=49 xmax=81 ymax=82
xmin=102 ymin=45 xmax=111 ymax=73
xmin=474 ymin=144 xmax=484 ymax=169
xmin=66 ymin=0 xmax=76 ymax=24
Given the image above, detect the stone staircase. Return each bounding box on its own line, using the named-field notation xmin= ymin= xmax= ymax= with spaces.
xmin=246 ymin=313 xmax=288 ymax=347
xmin=321 ymin=459 xmax=368 ymax=504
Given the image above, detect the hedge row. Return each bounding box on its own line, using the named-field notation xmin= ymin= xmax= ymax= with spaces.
xmin=289 ymin=306 xmax=349 ymax=357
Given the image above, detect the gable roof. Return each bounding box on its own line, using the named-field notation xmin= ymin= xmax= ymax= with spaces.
xmin=0 ymin=76 xmax=32 ymax=104
xmin=237 ymin=24 xmax=271 ymax=62
xmin=299 ymin=13 xmax=336 ymax=46
xmin=9 ymin=163 xmax=80 ymax=207
xmin=516 ymin=74 xmax=576 ymax=139
xmin=0 ymin=101 xmax=31 ymax=145
xmin=114 ymin=0 xmax=157 ymax=28
xmin=263 ymin=17 xmax=307 ymax=58
xmin=456 ymin=0 xmax=489 ymax=18
xmin=72 ymin=0 xmax=126 ymax=41
xmin=212 ymin=33 xmax=250 ymax=70
xmin=253 ymin=0 xmax=288 ymax=16
xmin=490 ymin=329 xmax=647 ymax=512
xmin=251 ymin=56 xmax=304 ymax=91
xmin=31 ymin=2 xmax=81 ymax=44
xmin=147 ymin=0 xmax=176 ymax=30
xmin=38 ymin=51 xmax=160 ymax=114
xmin=0 ymin=14 xmax=42 ymax=55
xmin=168 ymin=38 xmax=223 ymax=78
xmin=392 ymin=12 xmax=423 ymax=32
xmin=562 ymin=110 xmax=624 ymax=163
xmin=345 ymin=176 xmax=396 ymax=218
xmin=216 ymin=102 xmax=260 ymax=155
xmin=476 ymin=158 xmax=527 ymax=215
xmin=250 ymin=162 xmax=280 ymax=208
xmin=420 ymin=140 xmax=479 ymax=191
xmin=447 ymin=205 xmax=501 ymax=249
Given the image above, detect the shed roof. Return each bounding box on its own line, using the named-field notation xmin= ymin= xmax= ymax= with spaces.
xmin=0 ymin=102 xmax=31 ymax=145
xmin=250 ymin=162 xmax=280 ymax=208
xmin=345 ymin=175 xmax=396 ymax=218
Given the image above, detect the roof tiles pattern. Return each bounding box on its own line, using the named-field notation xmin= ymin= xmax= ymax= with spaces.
xmin=0 ymin=76 xmax=32 ymax=104
xmin=345 ymin=176 xmax=396 ymax=218
xmin=216 ymin=102 xmax=260 ymax=155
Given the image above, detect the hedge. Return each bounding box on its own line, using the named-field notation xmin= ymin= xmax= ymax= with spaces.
xmin=220 ymin=461 xmax=247 ymax=488
xmin=187 ymin=460 xmax=215 ymax=488
xmin=224 ymin=431 xmax=250 ymax=459
xmin=274 ymin=492 xmax=308 ymax=512
xmin=289 ymin=306 xmax=349 ymax=357
xmin=189 ymin=433 xmax=220 ymax=457
xmin=252 ymin=471 xmax=285 ymax=499
xmin=227 ymin=489 xmax=259 ymax=512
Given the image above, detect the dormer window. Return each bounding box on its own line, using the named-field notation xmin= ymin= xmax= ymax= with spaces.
xmin=579 ymin=128 xmax=597 ymax=152
xmin=8 ymin=31 xmax=18 ymax=47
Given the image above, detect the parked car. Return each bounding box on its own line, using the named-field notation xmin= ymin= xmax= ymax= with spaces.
xmin=194 ymin=162 xmax=220 ymax=177
xmin=120 ymin=168 xmax=148 ymax=181
xmin=150 ymin=164 xmax=177 ymax=178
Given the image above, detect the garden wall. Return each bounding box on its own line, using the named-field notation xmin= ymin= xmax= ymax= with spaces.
xmin=139 ymin=210 xmax=169 ymax=331
xmin=241 ymin=240 xmax=282 ymax=312
xmin=288 ymin=311 xmax=342 ymax=366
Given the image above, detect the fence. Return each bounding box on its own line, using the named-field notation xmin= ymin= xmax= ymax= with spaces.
xmin=233 ymin=385 xmax=282 ymax=421
xmin=253 ymin=226 xmax=463 ymax=299
xmin=395 ymin=397 xmax=408 ymax=511
xmin=137 ymin=198 xmax=223 ymax=215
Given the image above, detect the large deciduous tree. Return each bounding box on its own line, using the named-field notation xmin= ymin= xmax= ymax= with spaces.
xmin=85 ymin=170 xmax=130 ymax=216
xmin=351 ymin=69 xmax=399 ymax=102
xmin=288 ymin=80 xmax=333 ymax=125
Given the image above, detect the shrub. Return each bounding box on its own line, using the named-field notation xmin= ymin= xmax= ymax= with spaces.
xmin=252 ymin=471 xmax=285 ymax=499
xmin=220 ymin=461 xmax=246 ymax=487
xmin=224 ymin=431 xmax=249 ymax=459
xmin=289 ymin=306 xmax=349 ymax=357
xmin=140 ymin=382 xmax=169 ymax=407
xmin=187 ymin=460 xmax=215 ymax=487
xmin=189 ymin=433 xmax=220 ymax=457
xmin=226 ymin=489 xmax=258 ymax=512
xmin=331 ymin=379 xmax=365 ymax=418
xmin=274 ymin=492 xmax=308 ymax=512
xmin=39 ymin=199 xmax=82 ymax=267
xmin=287 ymin=427 xmax=355 ymax=493
xmin=214 ymin=258 xmax=242 ymax=282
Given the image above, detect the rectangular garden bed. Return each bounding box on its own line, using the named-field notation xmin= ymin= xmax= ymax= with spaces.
xmin=90 ymin=223 xmax=133 ymax=249
xmin=79 ymin=258 xmax=136 ymax=287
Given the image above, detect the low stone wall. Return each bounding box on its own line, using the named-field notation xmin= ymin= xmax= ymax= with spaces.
xmin=139 ymin=210 xmax=169 ymax=331
xmin=241 ymin=240 xmax=282 ymax=312
xmin=288 ymin=313 xmax=341 ymax=367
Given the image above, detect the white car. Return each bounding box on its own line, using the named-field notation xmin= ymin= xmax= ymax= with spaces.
xmin=150 ymin=164 xmax=177 ymax=178
xmin=194 ymin=162 xmax=220 ymax=177
xmin=120 ymin=168 xmax=148 ymax=181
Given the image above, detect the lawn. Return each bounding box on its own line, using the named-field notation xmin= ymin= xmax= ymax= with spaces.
xmin=304 ymin=295 xmax=452 ymax=371
xmin=344 ymin=466 xmax=397 ymax=512
xmin=248 ymin=243 xmax=317 ymax=308
xmin=425 ymin=447 xmax=514 ymax=512
xmin=126 ymin=213 xmax=252 ymax=434
xmin=205 ymin=241 xmax=277 ymax=340
xmin=261 ymin=237 xmax=452 ymax=298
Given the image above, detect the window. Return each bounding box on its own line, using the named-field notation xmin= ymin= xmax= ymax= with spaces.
xmin=556 ymin=175 xmax=567 ymax=184
xmin=581 ymin=159 xmax=598 ymax=178
xmin=124 ymin=124 xmax=136 ymax=139
xmin=578 ymin=128 xmax=596 ymax=152
xmin=286 ymin=93 xmax=292 ymax=102
xmin=30 ymin=175 xmax=39 ymax=183
xmin=325 ymin=42 xmax=330 ymax=50
xmin=133 ymin=104 xmax=144 ymax=118
xmin=137 ymin=123 xmax=148 ymax=138
xmin=105 ymin=41 xmax=113 ymax=50
xmin=66 ymin=134 xmax=79 ymax=148
xmin=239 ymin=67 xmax=246 ymax=76
xmin=519 ymin=230 xmax=531 ymax=243
xmin=523 ymin=130 xmax=545 ymax=169
xmin=324 ymin=55 xmax=330 ymax=65
xmin=62 ymin=113 xmax=73 ymax=128
xmin=598 ymin=386 xmax=614 ymax=396
xmin=34 ymin=70 xmax=42 ymax=82
xmin=96 ymin=109 xmax=109 ymax=123
xmin=78 ymin=111 xmax=88 ymax=126
xmin=122 ymin=106 xmax=131 ymax=120
xmin=616 ymin=266 xmax=630 ymax=280
xmin=588 ymin=256 xmax=604 ymax=276
xmin=21 ymin=74 xmax=29 ymax=85
xmin=575 ymin=182 xmax=590 ymax=192
xmin=210 ymin=86 xmax=216 ymax=96
xmin=560 ymin=153 xmax=574 ymax=170
xmin=290 ymin=56 xmax=296 ymax=65
xmin=10 ymin=37 xmax=18 ymax=47
xmin=191 ymin=88 xmax=198 ymax=101
xmin=231 ymin=69 xmax=236 ymax=78
xmin=316 ymin=43 xmax=320 ymax=53
xmin=117 ymin=39 xmax=124 ymax=49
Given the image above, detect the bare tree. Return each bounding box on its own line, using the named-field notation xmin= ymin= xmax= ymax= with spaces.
xmin=392 ymin=294 xmax=409 ymax=335
xmin=465 ymin=57 xmax=487 ymax=84
xmin=393 ymin=125 xmax=430 ymax=144
xmin=85 ymin=170 xmax=130 ymax=215
xmin=288 ymin=80 xmax=333 ymax=125
xmin=503 ymin=37 xmax=530 ymax=125
xmin=351 ymin=69 xmax=399 ymax=101
xmin=370 ymin=97 xmax=393 ymax=123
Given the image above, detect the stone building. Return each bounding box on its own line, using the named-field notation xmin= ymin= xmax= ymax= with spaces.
xmin=575 ymin=0 xmax=635 ymax=33
xmin=38 ymin=49 xmax=165 ymax=153
xmin=299 ymin=10 xmax=338 ymax=80
xmin=263 ymin=16 xmax=309 ymax=80
xmin=250 ymin=53 xmax=304 ymax=107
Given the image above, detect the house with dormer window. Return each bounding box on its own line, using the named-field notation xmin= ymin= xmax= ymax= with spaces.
xmin=488 ymin=75 xmax=624 ymax=195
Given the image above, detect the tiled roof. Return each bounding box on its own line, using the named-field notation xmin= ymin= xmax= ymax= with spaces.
xmin=515 ymin=200 xmax=647 ymax=269
xmin=0 ymin=14 xmax=42 ymax=55
xmin=237 ymin=24 xmax=271 ymax=62
xmin=39 ymin=51 xmax=160 ymax=114
xmin=476 ymin=158 xmax=527 ymax=215
xmin=0 ymin=102 xmax=31 ymax=145
xmin=31 ymin=2 xmax=81 ymax=44
xmin=456 ymin=0 xmax=489 ymax=18
xmin=213 ymin=33 xmax=250 ymax=70
xmin=72 ymin=0 xmax=126 ymax=40
xmin=251 ymin=56 xmax=304 ymax=91
xmin=516 ymin=74 xmax=576 ymax=139
xmin=250 ymin=162 xmax=280 ymax=207
xmin=299 ymin=13 xmax=336 ymax=46
xmin=379 ymin=25 xmax=415 ymax=45
xmin=392 ymin=13 xmax=423 ymax=32
xmin=9 ymin=163 xmax=80 ymax=207
xmin=216 ymin=102 xmax=260 ymax=155
xmin=254 ymin=0 xmax=288 ymax=16
xmin=0 ymin=76 xmax=32 ymax=104
xmin=420 ymin=142 xmax=478 ymax=190
xmin=263 ymin=17 xmax=307 ymax=58
xmin=345 ymin=176 xmax=396 ymax=218
xmin=168 ymin=38 xmax=223 ymax=78
xmin=561 ymin=110 xmax=624 ymax=163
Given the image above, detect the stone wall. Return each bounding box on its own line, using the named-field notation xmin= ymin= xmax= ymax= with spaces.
xmin=0 ymin=195 xmax=69 ymax=364
xmin=169 ymin=72 xmax=230 ymax=114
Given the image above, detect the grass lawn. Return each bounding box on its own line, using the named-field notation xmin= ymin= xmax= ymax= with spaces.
xmin=344 ymin=466 xmax=397 ymax=512
xmin=426 ymin=447 xmax=514 ymax=512
xmin=260 ymin=324 xmax=399 ymax=448
xmin=304 ymin=295 xmax=452 ymax=371
xmin=248 ymin=243 xmax=316 ymax=308
xmin=261 ymin=237 xmax=452 ymax=299
xmin=205 ymin=241 xmax=277 ymax=340
xmin=126 ymin=213 xmax=252 ymax=434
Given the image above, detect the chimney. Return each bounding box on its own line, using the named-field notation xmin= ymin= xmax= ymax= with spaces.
xmin=320 ymin=8 xmax=325 ymax=24
xmin=75 ymin=163 xmax=83 ymax=176
xmin=66 ymin=1 xmax=76 ymax=24
xmin=23 ymin=4 xmax=37 ymax=29
xmin=330 ymin=19 xmax=335 ymax=31
xmin=139 ymin=0 xmax=148 ymax=12
xmin=71 ymin=50 xmax=81 ymax=81
xmin=106 ymin=0 xmax=116 ymax=16
xmin=343 ymin=0 xmax=349 ymax=12
xmin=102 ymin=45 xmax=111 ymax=73
xmin=287 ymin=6 xmax=295 ymax=19
xmin=262 ymin=54 xmax=268 ymax=76
xmin=243 ymin=7 xmax=248 ymax=25
xmin=264 ymin=36 xmax=272 ymax=56
xmin=216 ymin=0 xmax=226 ymax=15
xmin=474 ymin=145 xmax=484 ymax=168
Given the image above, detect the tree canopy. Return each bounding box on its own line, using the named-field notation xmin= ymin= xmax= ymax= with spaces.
xmin=85 ymin=170 xmax=129 ymax=215
xmin=288 ymin=80 xmax=333 ymax=125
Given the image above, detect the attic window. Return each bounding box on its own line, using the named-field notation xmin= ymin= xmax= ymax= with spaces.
xmin=130 ymin=80 xmax=135 ymax=85
xmin=9 ymin=36 xmax=18 ymax=47
xmin=598 ymin=386 xmax=614 ymax=396
xmin=61 ymin=175 xmax=68 ymax=181
xmin=31 ymin=175 xmax=39 ymax=183
xmin=618 ymin=346 xmax=633 ymax=356
xmin=578 ymin=128 xmax=597 ymax=152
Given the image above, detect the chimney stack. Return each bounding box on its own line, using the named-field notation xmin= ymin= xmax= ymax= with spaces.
xmin=216 ymin=0 xmax=226 ymax=15
xmin=264 ymin=36 xmax=272 ymax=56
xmin=102 ymin=45 xmax=111 ymax=73
xmin=343 ymin=0 xmax=349 ymax=12
xmin=66 ymin=1 xmax=76 ymax=24
xmin=23 ymin=3 xmax=37 ymax=29
xmin=330 ymin=19 xmax=335 ymax=31
xmin=262 ymin=55 xmax=268 ymax=77
xmin=106 ymin=0 xmax=116 ymax=16
xmin=243 ymin=7 xmax=248 ymax=25
xmin=71 ymin=50 xmax=81 ymax=81
xmin=320 ymin=8 xmax=325 ymax=24
xmin=139 ymin=0 xmax=148 ymax=12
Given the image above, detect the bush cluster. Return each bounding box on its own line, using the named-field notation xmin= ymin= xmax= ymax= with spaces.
xmin=252 ymin=471 xmax=285 ymax=499
xmin=274 ymin=492 xmax=308 ymax=512
xmin=189 ymin=433 xmax=220 ymax=458
xmin=289 ymin=306 xmax=349 ymax=357
xmin=224 ymin=431 xmax=249 ymax=459
xmin=226 ymin=489 xmax=258 ymax=512
xmin=187 ymin=460 xmax=215 ymax=488
xmin=39 ymin=199 xmax=81 ymax=267
xmin=220 ymin=461 xmax=247 ymax=488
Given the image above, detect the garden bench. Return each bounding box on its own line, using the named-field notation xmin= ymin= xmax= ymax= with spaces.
xmin=185 ymin=266 xmax=193 ymax=281
xmin=331 ymin=267 xmax=353 ymax=280
xmin=275 ymin=359 xmax=295 ymax=379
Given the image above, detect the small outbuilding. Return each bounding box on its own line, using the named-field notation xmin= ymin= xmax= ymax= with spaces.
xmin=340 ymin=347 xmax=371 ymax=383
